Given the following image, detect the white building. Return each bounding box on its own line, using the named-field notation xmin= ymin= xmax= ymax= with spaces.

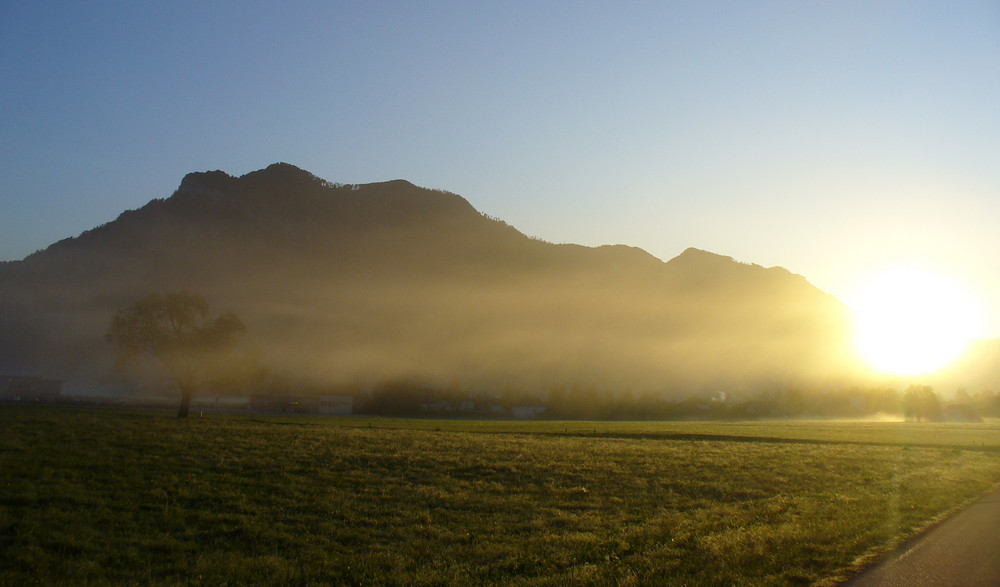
xmin=319 ymin=395 xmax=353 ymax=415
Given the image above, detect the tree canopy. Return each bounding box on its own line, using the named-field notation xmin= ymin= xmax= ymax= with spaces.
xmin=106 ymin=292 xmax=245 ymax=417
xmin=901 ymin=384 xmax=942 ymax=423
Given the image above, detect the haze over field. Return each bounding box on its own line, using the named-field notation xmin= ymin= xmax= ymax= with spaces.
xmin=0 ymin=164 xmax=855 ymax=395
xmin=2 ymin=3 xmax=998 ymax=406
xmin=2 ymin=2 xmax=997 ymax=337
xmin=1 ymin=163 xmax=998 ymax=404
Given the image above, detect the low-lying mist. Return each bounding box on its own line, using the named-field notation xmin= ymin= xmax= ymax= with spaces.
xmin=3 ymin=164 xmax=993 ymax=411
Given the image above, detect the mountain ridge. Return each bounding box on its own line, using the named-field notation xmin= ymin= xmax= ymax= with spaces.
xmin=1 ymin=163 xmax=864 ymax=395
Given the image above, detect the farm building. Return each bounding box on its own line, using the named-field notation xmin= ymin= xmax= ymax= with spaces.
xmin=319 ymin=395 xmax=353 ymax=414
xmin=0 ymin=375 xmax=62 ymax=402
xmin=511 ymin=405 xmax=547 ymax=419
xmin=249 ymin=394 xmax=352 ymax=414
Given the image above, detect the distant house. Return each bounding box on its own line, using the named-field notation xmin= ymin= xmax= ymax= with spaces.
xmin=249 ymin=394 xmax=291 ymax=412
xmin=420 ymin=400 xmax=453 ymax=413
xmin=318 ymin=395 xmax=352 ymax=415
xmin=249 ymin=393 xmax=352 ymax=415
xmin=0 ymin=375 xmax=62 ymax=402
xmin=511 ymin=405 xmax=546 ymax=419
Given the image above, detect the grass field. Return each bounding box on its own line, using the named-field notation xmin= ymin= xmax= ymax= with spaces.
xmin=2 ymin=406 xmax=999 ymax=585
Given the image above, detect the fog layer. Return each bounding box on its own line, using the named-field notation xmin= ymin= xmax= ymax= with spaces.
xmin=1 ymin=164 xmax=874 ymax=397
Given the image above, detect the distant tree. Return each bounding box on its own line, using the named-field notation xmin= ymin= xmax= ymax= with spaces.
xmin=867 ymin=386 xmax=901 ymax=415
xmin=106 ymin=292 xmax=246 ymax=418
xmin=901 ymin=384 xmax=942 ymax=422
xmin=973 ymin=390 xmax=1000 ymax=418
xmin=206 ymin=348 xmax=270 ymax=400
xmin=365 ymin=378 xmax=435 ymax=415
xmin=953 ymin=388 xmax=972 ymax=405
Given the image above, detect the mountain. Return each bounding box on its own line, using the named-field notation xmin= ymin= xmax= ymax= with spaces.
xmin=1 ymin=163 xmax=861 ymax=396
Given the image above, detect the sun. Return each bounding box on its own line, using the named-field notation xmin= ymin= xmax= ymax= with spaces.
xmin=847 ymin=265 xmax=984 ymax=376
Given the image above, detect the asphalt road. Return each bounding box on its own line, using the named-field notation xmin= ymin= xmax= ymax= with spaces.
xmin=844 ymin=486 xmax=1000 ymax=586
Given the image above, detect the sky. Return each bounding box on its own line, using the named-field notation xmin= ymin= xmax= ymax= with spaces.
xmin=2 ymin=1 xmax=998 ymax=334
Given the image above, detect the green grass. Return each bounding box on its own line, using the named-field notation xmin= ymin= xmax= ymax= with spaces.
xmin=2 ymin=406 xmax=999 ymax=585
xmin=329 ymin=416 xmax=1000 ymax=449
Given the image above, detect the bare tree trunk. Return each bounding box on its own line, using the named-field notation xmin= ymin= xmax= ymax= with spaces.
xmin=177 ymin=387 xmax=193 ymax=418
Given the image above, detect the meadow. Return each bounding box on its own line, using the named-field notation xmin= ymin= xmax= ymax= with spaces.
xmin=2 ymin=406 xmax=999 ymax=585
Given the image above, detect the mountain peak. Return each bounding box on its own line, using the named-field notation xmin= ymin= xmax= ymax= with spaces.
xmin=0 ymin=163 xmax=879 ymax=396
xmin=176 ymin=163 xmax=329 ymax=199
xmin=675 ymin=247 xmax=733 ymax=262
xmin=667 ymin=247 xmax=744 ymax=271
xmin=239 ymin=162 xmax=321 ymax=186
xmin=177 ymin=169 xmax=236 ymax=197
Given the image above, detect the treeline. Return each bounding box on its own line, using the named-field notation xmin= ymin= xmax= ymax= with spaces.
xmin=353 ymin=379 xmax=1000 ymax=422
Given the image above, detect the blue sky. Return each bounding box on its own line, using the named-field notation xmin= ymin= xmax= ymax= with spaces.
xmin=2 ymin=1 xmax=998 ymax=332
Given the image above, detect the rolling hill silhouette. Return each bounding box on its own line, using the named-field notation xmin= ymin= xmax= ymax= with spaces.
xmin=1 ymin=163 xmax=863 ymax=396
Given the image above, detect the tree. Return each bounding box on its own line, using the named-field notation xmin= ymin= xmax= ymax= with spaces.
xmin=901 ymin=384 xmax=941 ymax=422
xmin=106 ymin=292 xmax=246 ymax=418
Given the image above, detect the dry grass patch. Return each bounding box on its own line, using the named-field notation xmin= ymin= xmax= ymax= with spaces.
xmin=2 ymin=406 xmax=998 ymax=585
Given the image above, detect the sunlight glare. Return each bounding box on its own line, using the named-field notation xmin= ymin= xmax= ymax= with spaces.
xmin=848 ymin=266 xmax=984 ymax=376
